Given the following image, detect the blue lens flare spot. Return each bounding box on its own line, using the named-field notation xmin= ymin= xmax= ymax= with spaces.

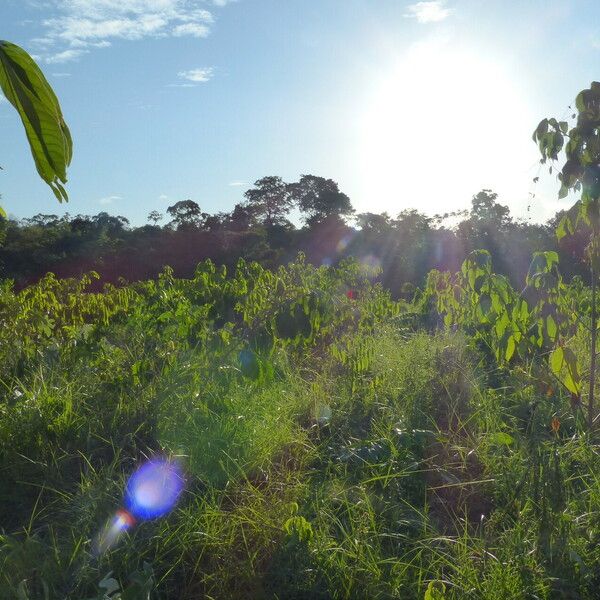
xmin=124 ymin=459 xmax=184 ymax=520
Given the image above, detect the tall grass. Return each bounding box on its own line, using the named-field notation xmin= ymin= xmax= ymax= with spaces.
xmin=2 ymin=260 xmax=600 ymax=598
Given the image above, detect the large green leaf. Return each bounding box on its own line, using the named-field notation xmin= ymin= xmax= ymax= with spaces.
xmin=549 ymin=346 xmax=581 ymax=395
xmin=0 ymin=41 xmax=72 ymax=202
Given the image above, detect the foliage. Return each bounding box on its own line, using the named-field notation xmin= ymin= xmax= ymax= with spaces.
xmin=0 ymin=186 xmax=571 ymax=298
xmin=166 ymin=200 xmax=203 ymax=230
xmin=0 ymin=40 xmax=72 ymax=203
xmin=244 ymin=176 xmax=294 ymax=228
xmin=533 ymin=81 xmax=600 ymax=428
xmin=426 ymin=248 xmax=584 ymax=399
xmin=2 ymin=254 xmax=600 ymax=598
xmin=288 ymin=174 xmax=354 ymax=226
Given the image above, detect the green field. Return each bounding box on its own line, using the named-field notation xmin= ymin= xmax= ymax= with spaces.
xmin=1 ymin=254 xmax=599 ymax=599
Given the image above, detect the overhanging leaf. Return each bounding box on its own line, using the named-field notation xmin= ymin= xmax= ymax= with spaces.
xmin=0 ymin=41 xmax=72 ymax=202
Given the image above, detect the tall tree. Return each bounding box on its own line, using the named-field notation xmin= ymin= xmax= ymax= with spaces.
xmin=456 ymin=190 xmax=513 ymax=265
xmin=93 ymin=212 xmax=129 ymax=233
xmin=244 ymin=176 xmax=293 ymax=227
xmin=167 ymin=200 xmax=203 ymax=230
xmin=147 ymin=210 xmax=163 ymax=226
xmin=356 ymin=212 xmax=393 ymax=236
xmin=289 ymin=174 xmax=354 ymax=226
xmin=470 ymin=189 xmax=511 ymax=228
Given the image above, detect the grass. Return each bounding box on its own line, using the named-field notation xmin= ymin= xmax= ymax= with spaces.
xmin=3 ymin=261 xmax=600 ymax=598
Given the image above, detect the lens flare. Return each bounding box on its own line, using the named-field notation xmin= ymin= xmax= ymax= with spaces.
xmin=94 ymin=509 xmax=136 ymax=555
xmin=124 ymin=459 xmax=184 ymax=520
xmin=93 ymin=458 xmax=184 ymax=556
xmin=336 ymin=234 xmax=354 ymax=253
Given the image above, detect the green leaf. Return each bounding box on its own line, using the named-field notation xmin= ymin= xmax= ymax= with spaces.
xmin=488 ymin=432 xmax=514 ymax=446
xmin=284 ymin=516 xmax=314 ymax=542
xmin=424 ymin=580 xmax=446 ymax=600
xmin=550 ymin=347 xmax=563 ymax=379
xmin=478 ymin=294 xmax=492 ymax=315
xmin=558 ymin=184 xmax=569 ymax=200
xmin=98 ymin=573 xmax=120 ymax=595
xmin=0 ymin=41 xmax=72 ymax=201
xmin=549 ymin=346 xmax=581 ymax=395
xmin=556 ymin=214 xmax=573 ymax=240
xmin=532 ymin=118 xmax=548 ymax=142
xmin=494 ymin=310 xmax=510 ymax=338
xmin=0 ymin=206 xmax=6 ymax=219
xmin=575 ymin=90 xmax=587 ymax=112
xmin=505 ymin=334 xmax=516 ymax=361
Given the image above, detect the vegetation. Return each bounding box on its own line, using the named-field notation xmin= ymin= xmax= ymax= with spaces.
xmin=0 ymin=186 xmax=580 ymax=298
xmin=5 ymin=40 xmax=600 ymax=600
xmin=2 ymin=245 xmax=600 ymax=599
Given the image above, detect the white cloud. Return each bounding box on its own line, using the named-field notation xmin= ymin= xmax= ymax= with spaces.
xmin=158 ymin=193 xmax=169 ymax=201
xmin=404 ymin=1 xmax=452 ymax=23
xmin=228 ymin=181 xmax=246 ymax=187
xmin=172 ymin=22 xmax=210 ymax=37
xmin=178 ymin=67 xmax=214 ymax=83
xmin=45 ymin=48 xmax=88 ymax=63
xmin=52 ymin=72 xmax=72 ymax=77
xmin=99 ymin=194 xmax=122 ymax=205
xmin=34 ymin=1 xmax=218 ymax=62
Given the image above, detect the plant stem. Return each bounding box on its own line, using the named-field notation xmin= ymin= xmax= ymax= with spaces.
xmin=590 ymin=263 xmax=596 ymax=430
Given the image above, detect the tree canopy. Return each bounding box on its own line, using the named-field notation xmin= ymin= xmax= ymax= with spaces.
xmin=288 ymin=174 xmax=354 ymax=226
xmin=167 ymin=200 xmax=203 ymax=230
xmin=244 ymin=176 xmax=293 ymax=227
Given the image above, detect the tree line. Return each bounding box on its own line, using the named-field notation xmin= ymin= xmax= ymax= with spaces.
xmin=0 ymin=176 xmax=589 ymax=296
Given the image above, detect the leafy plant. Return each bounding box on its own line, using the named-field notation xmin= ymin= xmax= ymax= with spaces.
xmin=533 ymin=81 xmax=600 ymax=428
xmin=0 ymin=40 xmax=72 ymax=206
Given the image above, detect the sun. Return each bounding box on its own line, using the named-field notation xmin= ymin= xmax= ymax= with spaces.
xmin=356 ymin=39 xmax=536 ymax=217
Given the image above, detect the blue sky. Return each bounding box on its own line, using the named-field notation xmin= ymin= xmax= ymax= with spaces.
xmin=1 ymin=0 xmax=599 ymax=225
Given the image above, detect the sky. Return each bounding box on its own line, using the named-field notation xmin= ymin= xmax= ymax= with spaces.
xmin=1 ymin=0 xmax=600 ymax=226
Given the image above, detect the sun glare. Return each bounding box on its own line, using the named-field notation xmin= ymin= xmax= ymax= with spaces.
xmin=358 ymin=40 xmax=535 ymax=216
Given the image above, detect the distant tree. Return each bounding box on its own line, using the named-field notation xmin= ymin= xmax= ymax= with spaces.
xmin=457 ymin=190 xmax=512 ymax=247
xmin=244 ymin=176 xmax=293 ymax=227
xmin=167 ymin=200 xmax=203 ymax=230
xmin=431 ymin=209 xmax=469 ymax=228
xmin=356 ymin=212 xmax=393 ymax=235
xmin=393 ymin=209 xmax=432 ymax=235
xmin=93 ymin=212 xmax=129 ymax=233
xmin=70 ymin=215 xmax=94 ymax=234
xmin=224 ymin=203 xmax=257 ymax=232
xmin=147 ymin=210 xmax=163 ymax=225
xmin=289 ymin=175 xmax=354 ymax=226
xmin=23 ymin=214 xmax=61 ymax=228
xmin=469 ymin=189 xmax=511 ymax=228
